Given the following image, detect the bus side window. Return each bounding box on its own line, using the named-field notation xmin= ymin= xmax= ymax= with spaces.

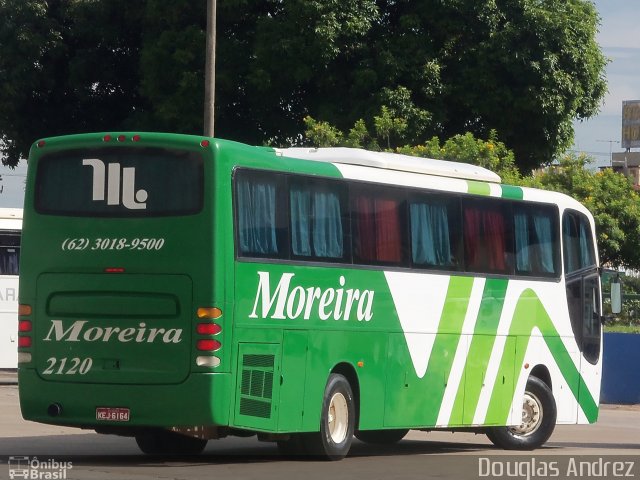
xmin=290 ymin=179 xmax=348 ymax=261
xmin=513 ymin=205 xmax=559 ymax=277
xmin=462 ymin=199 xmax=512 ymax=274
xmin=236 ymin=171 xmax=288 ymax=258
xmin=409 ymin=194 xmax=461 ymax=270
xmin=351 ymin=187 xmax=408 ymax=266
xmin=562 ymin=211 xmax=596 ymax=274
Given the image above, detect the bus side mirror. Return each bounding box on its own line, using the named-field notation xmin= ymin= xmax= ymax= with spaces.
xmin=610 ymin=275 xmax=622 ymax=315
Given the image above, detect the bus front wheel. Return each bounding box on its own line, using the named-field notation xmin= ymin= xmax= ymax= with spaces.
xmin=485 ymin=376 xmax=557 ymax=450
xmin=303 ymin=373 xmax=355 ymax=460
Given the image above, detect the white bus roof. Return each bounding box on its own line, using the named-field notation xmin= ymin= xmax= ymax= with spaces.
xmin=275 ymin=147 xmax=501 ymax=184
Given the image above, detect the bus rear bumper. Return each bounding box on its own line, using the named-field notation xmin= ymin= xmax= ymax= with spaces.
xmin=18 ymin=369 xmax=232 ymax=430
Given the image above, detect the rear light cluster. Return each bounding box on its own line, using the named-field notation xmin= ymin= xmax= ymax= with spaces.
xmin=18 ymin=305 xmax=33 ymax=363
xmin=102 ymin=134 xmax=141 ymax=143
xmin=37 ymin=134 xmax=210 ymax=150
xmin=195 ymin=307 xmax=222 ymax=368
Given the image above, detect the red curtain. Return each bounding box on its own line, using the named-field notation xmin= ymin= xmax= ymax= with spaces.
xmin=464 ymin=205 xmax=506 ymax=272
xmin=354 ymin=195 xmax=403 ymax=263
xmin=464 ymin=208 xmax=482 ymax=269
xmin=375 ymin=199 xmax=402 ymax=262
xmin=354 ymin=196 xmax=376 ymax=261
xmin=483 ymin=209 xmax=505 ymax=270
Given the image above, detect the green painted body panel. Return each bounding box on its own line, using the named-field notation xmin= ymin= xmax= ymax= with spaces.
xmin=278 ymin=330 xmax=309 ymax=431
xmin=19 ymin=369 xmax=232 ymax=427
xmin=384 ymin=276 xmax=473 ymax=427
xmin=450 ymin=279 xmax=508 ymax=423
xmin=490 ymin=289 xmax=598 ymax=423
xmin=467 ymin=181 xmax=491 ymax=196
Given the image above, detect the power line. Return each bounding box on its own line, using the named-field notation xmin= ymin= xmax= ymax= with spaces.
xmin=596 ymin=139 xmax=621 ymax=165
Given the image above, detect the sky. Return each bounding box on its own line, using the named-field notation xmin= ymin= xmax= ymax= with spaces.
xmin=0 ymin=0 xmax=635 ymax=208
xmin=572 ymin=0 xmax=640 ymax=168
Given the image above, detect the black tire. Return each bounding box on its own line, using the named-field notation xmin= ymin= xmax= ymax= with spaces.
xmin=135 ymin=429 xmax=208 ymax=455
xmin=486 ymin=376 xmax=557 ymax=450
xmin=303 ymin=373 xmax=355 ymax=460
xmin=355 ymin=428 xmax=409 ymax=444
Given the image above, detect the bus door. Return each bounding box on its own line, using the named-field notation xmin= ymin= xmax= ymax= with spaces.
xmin=563 ymin=210 xmax=601 ymax=416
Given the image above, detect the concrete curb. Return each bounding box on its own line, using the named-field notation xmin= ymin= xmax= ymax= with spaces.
xmin=0 ymin=369 xmax=17 ymax=385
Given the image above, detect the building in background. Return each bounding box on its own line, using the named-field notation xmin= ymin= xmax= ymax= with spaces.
xmin=600 ymin=100 xmax=640 ymax=189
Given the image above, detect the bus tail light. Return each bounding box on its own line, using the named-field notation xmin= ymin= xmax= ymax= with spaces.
xmin=197 ymin=339 xmax=221 ymax=351
xmin=196 ymin=306 xmax=222 ymax=366
xmin=105 ymin=267 xmax=126 ymax=273
xmin=18 ymin=304 xmax=32 ymax=363
xmin=196 ymin=356 xmax=221 ymax=367
xmin=18 ymin=320 xmax=32 ymax=332
xmin=196 ymin=323 xmax=221 ymax=335
xmin=197 ymin=307 xmax=222 ymax=319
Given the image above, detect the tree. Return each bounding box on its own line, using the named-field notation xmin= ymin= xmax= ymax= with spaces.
xmin=0 ymin=0 xmax=145 ymax=166
xmin=263 ymin=0 xmax=606 ymax=170
xmin=0 ymin=0 xmax=606 ymax=171
xmin=397 ymin=131 xmax=522 ymax=185
xmin=303 ymin=113 xmax=521 ymax=182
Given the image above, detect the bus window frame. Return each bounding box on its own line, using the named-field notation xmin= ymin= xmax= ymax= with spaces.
xmin=232 ymin=167 xmax=562 ymax=283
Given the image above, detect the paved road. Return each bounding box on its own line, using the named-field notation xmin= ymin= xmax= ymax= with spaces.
xmin=0 ymin=385 xmax=639 ymax=480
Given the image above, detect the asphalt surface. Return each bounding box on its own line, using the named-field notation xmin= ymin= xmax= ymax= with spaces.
xmin=0 ymin=382 xmax=639 ymax=480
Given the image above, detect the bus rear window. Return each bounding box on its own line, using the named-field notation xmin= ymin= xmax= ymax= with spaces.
xmin=35 ymin=147 xmax=203 ymax=216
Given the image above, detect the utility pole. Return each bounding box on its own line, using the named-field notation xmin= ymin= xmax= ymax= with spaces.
xmin=204 ymin=0 xmax=217 ymax=137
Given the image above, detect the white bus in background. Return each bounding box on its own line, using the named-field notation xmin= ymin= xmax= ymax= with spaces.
xmin=0 ymin=208 xmax=21 ymax=369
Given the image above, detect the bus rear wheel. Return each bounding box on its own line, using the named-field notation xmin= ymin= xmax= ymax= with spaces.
xmin=303 ymin=373 xmax=355 ymax=460
xmin=355 ymin=428 xmax=409 ymax=444
xmin=486 ymin=376 xmax=557 ymax=450
xmin=135 ymin=429 xmax=208 ymax=455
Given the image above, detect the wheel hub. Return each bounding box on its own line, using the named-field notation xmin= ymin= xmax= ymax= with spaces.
xmin=328 ymin=392 xmax=349 ymax=443
xmin=509 ymin=392 xmax=542 ymax=437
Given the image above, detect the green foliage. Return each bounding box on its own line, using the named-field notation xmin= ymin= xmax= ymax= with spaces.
xmin=0 ymin=0 xmax=606 ymax=170
xmin=0 ymin=0 xmax=145 ymax=166
xmin=604 ymin=324 xmax=640 ymax=334
xmin=303 ymin=116 xmax=343 ymax=147
xmin=397 ymin=131 xmax=522 ymax=185
xmin=305 ymin=113 xmax=520 ymax=183
xmin=137 ymin=0 xmax=206 ymax=134
xmin=374 ymin=106 xmax=407 ymax=150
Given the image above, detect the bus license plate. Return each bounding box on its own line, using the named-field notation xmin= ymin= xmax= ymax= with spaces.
xmin=96 ymin=407 xmax=130 ymax=422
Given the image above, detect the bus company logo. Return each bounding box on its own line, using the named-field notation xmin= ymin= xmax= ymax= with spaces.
xmin=43 ymin=320 xmax=183 ymax=344
xmin=8 ymin=456 xmax=72 ymax=479
xmin=250 ymin=271 xmax=374 ymax=322
xmin=83 ymin=158 xmax=148 ymax=210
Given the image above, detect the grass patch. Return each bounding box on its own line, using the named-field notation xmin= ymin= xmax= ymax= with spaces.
xmin=604 ymin=324 xmax=640 ymax=334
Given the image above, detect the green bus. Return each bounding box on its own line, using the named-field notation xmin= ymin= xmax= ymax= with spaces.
xmin=18 ymin=132 xmax=615 ymax=459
